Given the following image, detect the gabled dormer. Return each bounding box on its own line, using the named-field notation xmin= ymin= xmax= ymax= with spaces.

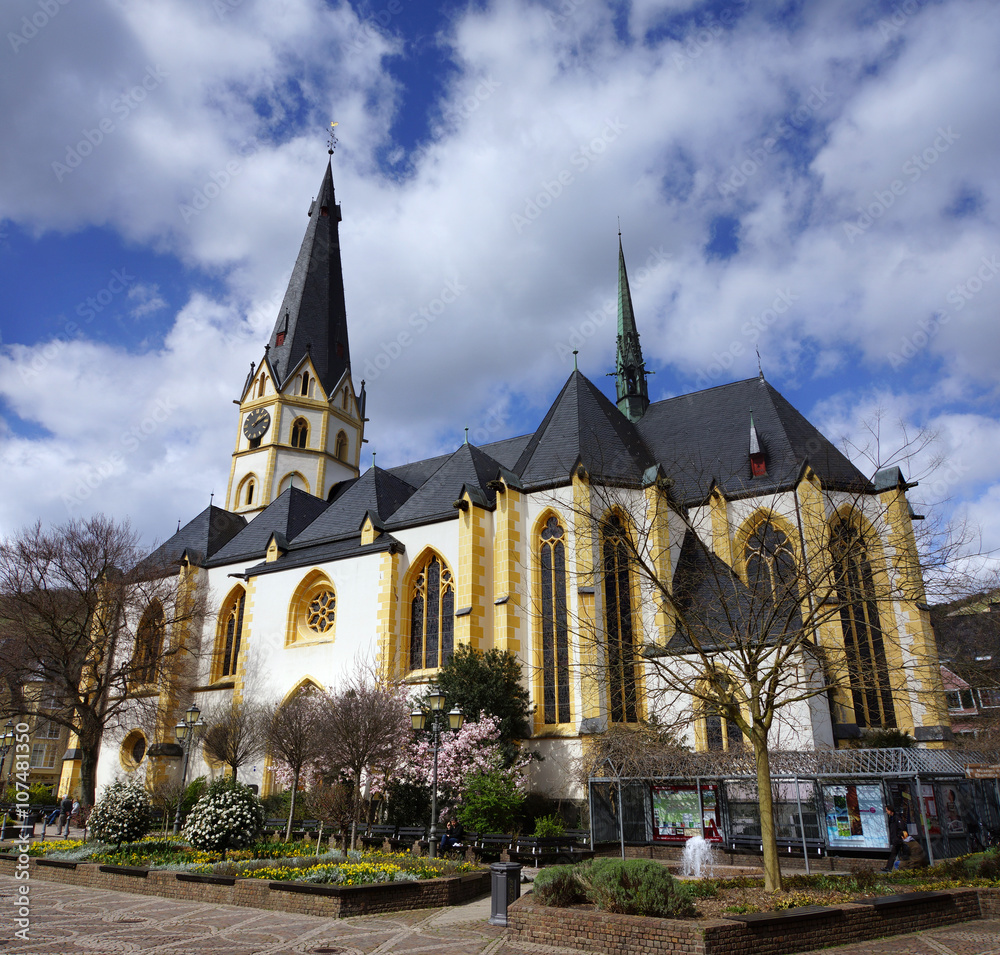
xmin=226 ymin=158 xmax=365 ymax=515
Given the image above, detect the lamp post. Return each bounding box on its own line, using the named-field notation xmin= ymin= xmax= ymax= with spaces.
xmin=411 ymin=688 xmax=463 ymax=859
xmin=0 ymin=722 xmax=14 ymax=791
xmin=172 ymin=705 xmax=206 ymax=835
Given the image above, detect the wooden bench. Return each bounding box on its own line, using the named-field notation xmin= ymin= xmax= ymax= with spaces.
xmin=475 ymin=833 xmax=514 ymax=860
xmin=394 ymin=826 xmax=426 ymax=850
xmin=361 ymin=824 xmax=398 ymax=848
xmin=853 ymin=891 xmax=953 ymax=911
xmin=512 ymin=835 xmax=594 ymax=866
xmin=725 ymin=904 xmax=842 ymax=926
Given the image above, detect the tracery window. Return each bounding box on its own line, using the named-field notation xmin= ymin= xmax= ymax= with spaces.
xmin=701 ymin=676 xmax=744 ymax=752
xmin=743 ymin=519 xmax=801 ymax=625
xmin=831 ymin=520 xmax=896 ymax=728
xmin=602 ymin=514 xmax=639 ymax=723
xmin=218 ymin=588 xmax=246 ymax=679
xmin=291 ymin=418 xmax=308 ymax=448
xmin=409 ymin=555 xmax=454 ymax=671
xmin=539 ymin=515 xmax=571 ymax=724
xmin=307 ymin=587 xmax=336 ymax=633
xmin=132 ymin=600 xmax=165 ymax=685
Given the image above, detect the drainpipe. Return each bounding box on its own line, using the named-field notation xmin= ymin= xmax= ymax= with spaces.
xmin=794 ymin=775 xmax=810 ymax=875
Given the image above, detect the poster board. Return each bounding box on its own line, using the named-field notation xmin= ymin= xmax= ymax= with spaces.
xmin=651 ymin=784 xmax=722 ymax=843
xmin=822 ymin=783 xmax=888 ymax=848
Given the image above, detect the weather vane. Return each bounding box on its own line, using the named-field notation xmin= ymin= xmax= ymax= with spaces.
xmin=328 ymin=121 xmax=339 ymax=156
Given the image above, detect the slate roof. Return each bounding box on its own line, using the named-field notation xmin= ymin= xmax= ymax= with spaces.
xmin=387 ymin=442 xmax=505 ymax=528
xmin=207 ymin=487 xmax=330 ymax=567
xmin=264 ymin=161 xmax=350 ymax=395
xmin=142 ymin=505 xmax=246 ymax=570
xmin=637 ymin=375 xmax=866 ymax=504
xmin=666 ymin=529 xmax=781 ymax=653
xmin=293 ymin=466 xmax=417 ymax=545
xmin=513 ymin=370 xmax=656 ymax=488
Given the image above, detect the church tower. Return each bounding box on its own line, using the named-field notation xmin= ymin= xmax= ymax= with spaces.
xmin=614 ymin=236 xmax=650 ymax=422
xmin=226 ymin=158 xmax=365 ymax=515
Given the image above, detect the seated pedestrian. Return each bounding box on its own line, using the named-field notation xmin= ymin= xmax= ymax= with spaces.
xmin=58 ymin=793 xmax=73 ymax=837
xmin=899 ymin=830 xmax=928 ymax=869
xmin=440 ymin=817 xmax=464 ymax=853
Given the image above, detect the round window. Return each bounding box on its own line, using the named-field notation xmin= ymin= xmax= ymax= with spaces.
xmin=131 ymin=737 xmax=146 ymax=765
xmin=306 ymin=588 xmax=336 ymax=633
xmin=119 ymin=730 xmax=147 ymax=772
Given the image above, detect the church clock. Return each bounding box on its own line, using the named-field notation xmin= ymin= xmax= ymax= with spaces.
xmin=243 ymin=408 xmax=271 ymax=440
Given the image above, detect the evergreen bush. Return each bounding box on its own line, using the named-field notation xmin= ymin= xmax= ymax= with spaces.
xmin=532 ymin=813 xmax=565 ymax=837
xmin=457 ymin=768 xmax=524 ymax=833
xmin=183 ymin=777 xmax=265 ymax=852
xmin=531 ymin=864 xmax=585 ymax=906
xmin=579 ymin=858 xmax=695 ymax=918
xmin=87 ymin=779 xmax=152 ymax=846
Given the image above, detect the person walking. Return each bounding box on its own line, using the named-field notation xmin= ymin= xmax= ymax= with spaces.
xmin=881 ymin=805 xmax=902 ymax=872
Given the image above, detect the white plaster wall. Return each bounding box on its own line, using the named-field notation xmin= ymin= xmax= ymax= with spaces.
xmin=525 ymin=737 xmax=585 ymax=801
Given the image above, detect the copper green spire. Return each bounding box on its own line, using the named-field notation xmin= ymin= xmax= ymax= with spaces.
xmin=615 ymin=234 xmax=649 ymax=422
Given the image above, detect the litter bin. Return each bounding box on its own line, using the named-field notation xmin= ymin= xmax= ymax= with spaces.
xmin=488 ymin=861 xmax=522 ymax=926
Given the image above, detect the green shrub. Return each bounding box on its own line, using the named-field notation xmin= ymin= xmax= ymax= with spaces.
xmin=180 ymin=777 xmax=207 ymax=815
xmin=580 ymin=858 xmax=695 ymax=918
xmin=457 ymin=768 xmax=524 ymax=834
xmin=87 ymin=779 xmax=152 ymax=846
xmin=183 ymin=777 xmax=265 ymax=852
xmin=532 ymin=864 xmax=585 ymax=906
xmin=532 ymin=813 xmax=565 ymax=837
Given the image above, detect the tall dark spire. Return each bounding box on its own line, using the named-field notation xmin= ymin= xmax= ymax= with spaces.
xmin=614 ymin=235 xmax=649 ymax=422
xmin=266 ymin=160 xmax=350 ymax=394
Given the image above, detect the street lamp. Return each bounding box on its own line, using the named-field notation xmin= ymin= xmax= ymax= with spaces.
xmin=411 ymin=688 xmax=463 ymax=859
xmin=0 ymin=722 xmax=14 ymax=790
xmin=172 ymin=704 xmax=206 ymax=835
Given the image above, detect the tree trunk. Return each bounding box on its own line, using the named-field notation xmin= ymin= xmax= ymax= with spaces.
xmin=78 ymin=744 xmax=99 ymax=806
xmin=285 ymin=768 xmax=300 ymax=843
xmin=349 ymin=780 xmax=360 ymax=851
xmin=751 ymin=724 xmax=783 ymax=893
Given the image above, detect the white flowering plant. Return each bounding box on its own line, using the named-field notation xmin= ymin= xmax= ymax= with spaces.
xmin=87 ymin=779 xmax=152 ymax=846
xmin=183 ymin=777 xmax=265 ymax=852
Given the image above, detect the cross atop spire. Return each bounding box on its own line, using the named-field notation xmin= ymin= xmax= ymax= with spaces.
xmin=614 ymin=235 xmax=650 ymax=422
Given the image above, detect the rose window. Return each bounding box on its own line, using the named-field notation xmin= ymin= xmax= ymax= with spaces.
xmin=307 ymin=589 xmax=336 ymax=632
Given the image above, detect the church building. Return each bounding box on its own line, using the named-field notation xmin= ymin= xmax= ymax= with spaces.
xmin=76 ymin=158 xmax=952 ymax=801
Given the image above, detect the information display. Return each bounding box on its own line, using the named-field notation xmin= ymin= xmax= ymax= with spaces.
xmin=822 ymin=784 xmax=888 ymax=848
xmin=651 ymin=784 xmax=722 ymax=843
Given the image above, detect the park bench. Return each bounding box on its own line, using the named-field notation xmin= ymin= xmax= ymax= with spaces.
xmin=512 ymin=835 xmax=594 ymax=866
xmin=361 ymin=824 xmax=398 ymax=848
xmin=394 ymin=826 xmax=426 ymax=850
xmin=474 ymin=833 xmax=514 ymax=860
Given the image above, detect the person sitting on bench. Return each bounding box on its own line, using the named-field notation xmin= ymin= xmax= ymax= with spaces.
xmin=440 ymin=818 xmax=464 ymax=852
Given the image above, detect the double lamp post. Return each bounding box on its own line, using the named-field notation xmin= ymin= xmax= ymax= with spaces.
xmin=410 ymin=688 xmax=463 ymax=858
xmin=0 ymin=721 xmax=14 ymax=788
xmin=172 ymin=704 xmax=206 ymax=835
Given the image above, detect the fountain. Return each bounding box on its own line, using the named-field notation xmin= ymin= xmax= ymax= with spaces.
xmin=681 ymin=833 xmax=714 ymax=878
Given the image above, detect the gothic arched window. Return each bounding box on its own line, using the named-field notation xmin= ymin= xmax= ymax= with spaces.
xmin=291 ymin=418 xmax=308 ymax=449
xmin=539 ymin=515 xmax=571 ymax=724
xmin=602 ymin=513 xmax=639 ymax=723
xmin=335 ymin=431 xmax=348 ymax=461
xmin=301 ymin=371 xmax=310 ymax=396
xmin=132 ymin=601 xmax=164 ymax=685
xmin=217 ymin=588 xmax=246 ymax=680
xmin=744 ymin=519 xmax=801 ymax=625
xmin=831 ymin=520 xmax=896 ymax=729
xmin=700 ymin=675 xmax=744 ymax=752
xmin=409 ymin=555 xmax=454 ymax=671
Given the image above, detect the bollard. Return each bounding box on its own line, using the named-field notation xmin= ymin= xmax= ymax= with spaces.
xmin=488 ymin=861 xmax=522 ymax=926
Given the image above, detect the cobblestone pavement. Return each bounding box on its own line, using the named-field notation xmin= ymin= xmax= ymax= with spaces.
xmin=2 ymin=877 xmax=999 ymax=955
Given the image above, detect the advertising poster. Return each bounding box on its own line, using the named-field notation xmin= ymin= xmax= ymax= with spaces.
xmin=823 ymin=784 xmax=888 ymax=848
xmin=651 ymin=784 xmax=722 ymax=842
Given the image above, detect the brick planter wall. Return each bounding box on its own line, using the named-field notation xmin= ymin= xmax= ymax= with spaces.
xmin=507 ymin=888 xmax=997 ymax=955
xmin=0 ymin=855 xmax=489 ymax=918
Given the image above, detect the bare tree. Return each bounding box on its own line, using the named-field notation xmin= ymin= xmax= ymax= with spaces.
xmin=0 ymin=515 xmax=204 ymax=804
xmin=320 ymin=671 xmax=410 ymax=849
xmin=556 ymin=426 xmax=973 ymax=891
xmin=264 ymin=685 xmax=328 ymax=840
xmin=201 ymin=698 xmax=268 ymax=780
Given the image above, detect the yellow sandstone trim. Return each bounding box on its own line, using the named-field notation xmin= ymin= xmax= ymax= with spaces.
xmin=376 ymin=550 xmax=402 ymax=680
xmin=456 ymin=491 xmax=490 ymax=651
xmin=493 ymin=482 xmax=523 ymax=657
xmin=710 ymin=488 xmax=732 ymax=565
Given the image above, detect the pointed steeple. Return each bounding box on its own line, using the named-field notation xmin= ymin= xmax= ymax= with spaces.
xmin=614 ymin=235 xmax=650 ymax=422
xmin=266 ymin=160 xmax=350 ymax=394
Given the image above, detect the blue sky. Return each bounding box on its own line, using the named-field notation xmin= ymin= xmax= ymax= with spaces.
xmin=1 ymin=0 xmax=999 ymax=575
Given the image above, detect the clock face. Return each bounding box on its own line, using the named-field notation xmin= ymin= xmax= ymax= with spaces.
xmin=243 ymin=408 xmax=271 ymax=440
